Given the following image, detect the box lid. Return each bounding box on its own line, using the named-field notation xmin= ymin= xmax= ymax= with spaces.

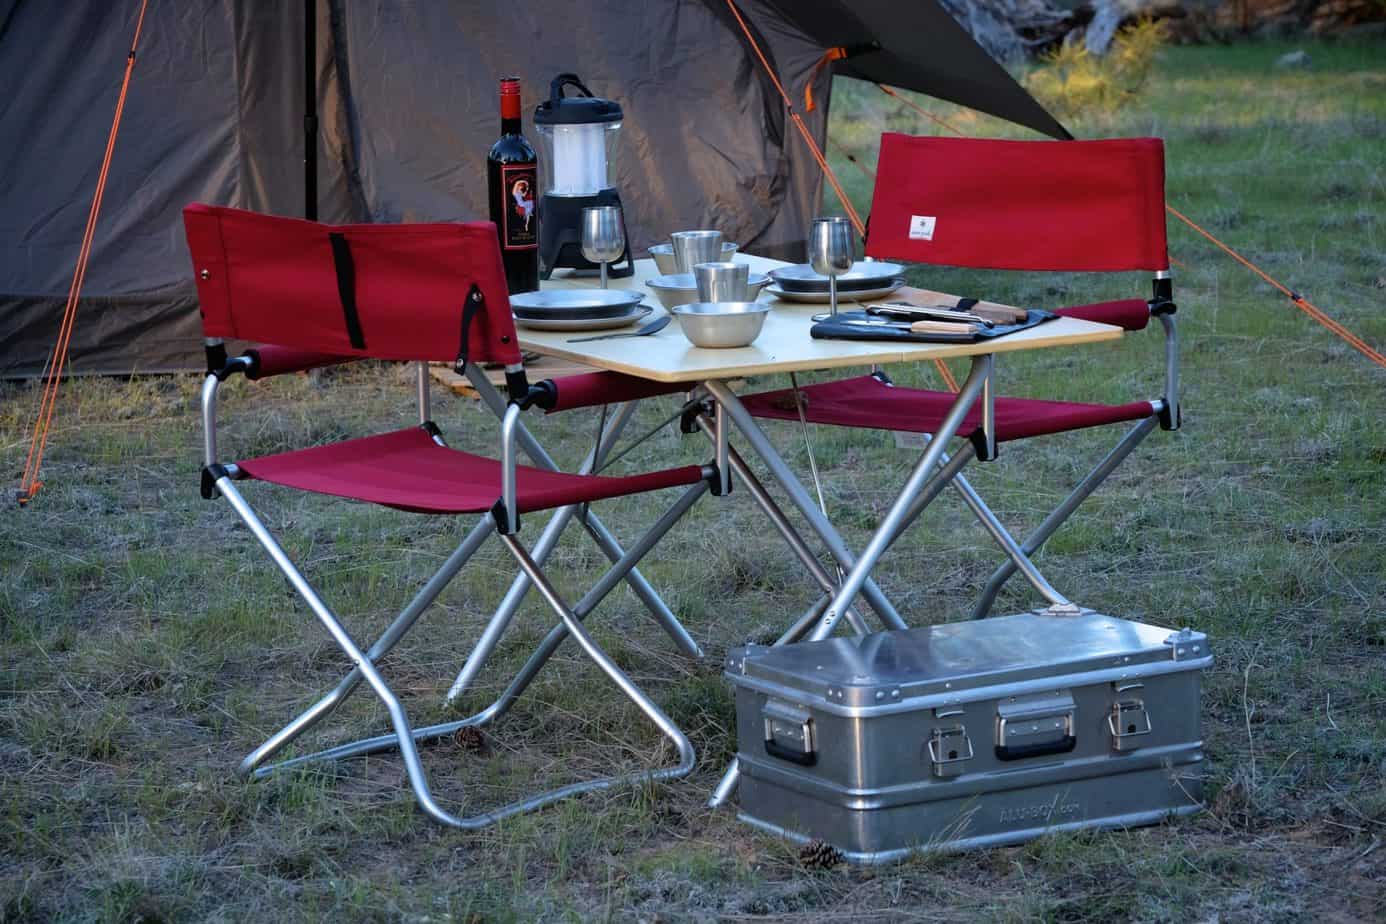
xmin=728 ymin=611 xmax=1210 ymax=713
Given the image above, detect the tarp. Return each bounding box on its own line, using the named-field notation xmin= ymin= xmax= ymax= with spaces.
xmin=0 ymin=0 xmax=1066 ymax=376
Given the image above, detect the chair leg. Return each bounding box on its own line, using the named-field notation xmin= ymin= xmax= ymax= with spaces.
xmin=709 ymin=366 xmax=992 ymax=811
xmin=949 ymin=474 xmax=1075 ymax=611
xmin=249 ymin=484 xmax=708 ymax=808
xmin=971 ymin=416 xmax=1158 ymax=618
xmin=697 ymin=418 xmax=874 ymax=637
xmin=241 ymin=514 xmax=496 ymax=776
xmin=702 ymin=380 xmax=908 ymax=631
xmin=465 ymin=368 xmax=704 ymax=662
xmin=216 ymin=478 xmax=517 ymax=828
xmin=500 ymin=533 xmax=696 ymax=787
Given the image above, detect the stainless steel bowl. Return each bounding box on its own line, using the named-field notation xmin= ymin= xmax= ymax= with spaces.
xmin=670 ymin=301 xmax=771 ymax=348
xmin=647 ymin=271 xmax=769 ymax=309
xmin=649 ymin=242 xmax=737 ymax=276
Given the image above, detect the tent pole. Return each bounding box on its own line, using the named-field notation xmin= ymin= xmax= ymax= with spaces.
xmin=304 ymin=0 xmax=318 ymax=220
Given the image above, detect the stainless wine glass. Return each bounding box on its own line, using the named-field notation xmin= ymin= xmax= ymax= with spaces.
xmin=808 ymin=216 xmax=855 ymax=318
xmin=581 ymin=206 xmax=625 ymax=288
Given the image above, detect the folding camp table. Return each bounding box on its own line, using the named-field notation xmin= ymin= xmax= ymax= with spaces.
xmin=509 ymin=253 xmax=1125 ymax=802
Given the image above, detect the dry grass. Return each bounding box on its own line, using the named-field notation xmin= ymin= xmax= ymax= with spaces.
xmin=3 ymin=38 xmax=1385 ymax=923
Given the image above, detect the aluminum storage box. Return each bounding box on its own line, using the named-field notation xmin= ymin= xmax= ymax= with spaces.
xmin=727 ymin=610 xmax=1212 ymax=862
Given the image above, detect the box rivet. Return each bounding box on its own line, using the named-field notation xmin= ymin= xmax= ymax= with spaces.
xmin=875 ymin=690 xmax=885 ymax=701
xmin=890 ymin=689 xmax=900 ymax=699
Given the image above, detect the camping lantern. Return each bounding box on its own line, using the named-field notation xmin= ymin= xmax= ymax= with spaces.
xmin=533 ymin=73 xmax=632 ymax=279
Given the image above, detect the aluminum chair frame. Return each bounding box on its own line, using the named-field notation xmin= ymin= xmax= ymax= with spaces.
xmin=199 ymin=351 xmax=716 ymax=827
xmin=740 ymin=134 xmax=1181 ymax=620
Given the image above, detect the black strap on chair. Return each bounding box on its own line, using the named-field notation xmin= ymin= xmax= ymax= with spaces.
xmin=328 ymin=232 xmax=367 ymax=350
xmin=454 ymin=284 xmax=486 ymax=372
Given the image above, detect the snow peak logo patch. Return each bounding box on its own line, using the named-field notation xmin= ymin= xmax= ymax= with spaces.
xmin=998 ymin=797 xmax=1080 ymax=825
xmin=908 ymin=215 xmax=936 ymax=241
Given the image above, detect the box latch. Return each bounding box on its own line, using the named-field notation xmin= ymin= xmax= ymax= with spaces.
xmin=995 ymin=691 xmax=1076 ymax=761
xmin=762 ymin=698 xmax=815 ymax=766
xmin=1108 ymin=699 xmax=1152 ymax=751
xmin=926 ymin=725 xmax=974 ymax=778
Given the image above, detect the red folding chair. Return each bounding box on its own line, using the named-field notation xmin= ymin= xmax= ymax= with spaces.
xmin=184 ymin=204 xmax=720 ymax=828
xmin=740 ymin=134 xmax=1180 ymax=616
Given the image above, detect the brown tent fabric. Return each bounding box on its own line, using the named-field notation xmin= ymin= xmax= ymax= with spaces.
xmin=0 ymin=0 xmax=1065 ymax=376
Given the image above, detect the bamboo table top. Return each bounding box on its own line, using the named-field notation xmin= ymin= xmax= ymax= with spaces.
xmin=521 ymin=254 xmax=1123 ymax=384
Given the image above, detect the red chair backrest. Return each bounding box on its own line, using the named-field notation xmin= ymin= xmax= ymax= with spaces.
xmin=182 ymin=204 xmax=522 ymax=366
xmin=866 ymin=134 xmax=1168 ymax=273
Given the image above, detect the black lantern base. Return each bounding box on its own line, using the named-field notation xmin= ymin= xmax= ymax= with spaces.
xmin=538 ymin=188 xmax=633 ymax=280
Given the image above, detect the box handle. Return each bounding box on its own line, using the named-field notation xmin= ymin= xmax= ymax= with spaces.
xmin=761 ymin=698 xmax=816 ymax=766
xmin=994 ymin=734 xmax=1077 ymax=762
xmin=764 ymin=736 xmax=818 ymax=766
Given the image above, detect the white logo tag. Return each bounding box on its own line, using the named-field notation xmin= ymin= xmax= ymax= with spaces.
xmin=909 ymin=215 xmax=936 ymax=241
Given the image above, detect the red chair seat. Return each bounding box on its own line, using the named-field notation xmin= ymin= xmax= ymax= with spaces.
xmin=740 ymin=375 xmax=1155 ymax=443
xmin=237 ymin=427 xmax=704 ymax=514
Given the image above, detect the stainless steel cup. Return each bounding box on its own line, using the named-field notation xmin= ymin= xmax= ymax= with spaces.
xmin=693 ymin=261 xmax=750 ymax=302
xmin=808 ymin=216 xmax=855 ymax=317
xmin=581 ymin=206 xmax=625 ymax=288
xmin=671 ymin=230 xmax=724 ymax=274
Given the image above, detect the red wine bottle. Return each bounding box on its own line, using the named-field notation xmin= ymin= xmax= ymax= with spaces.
xmin=487 ymin=77 xmax=539 ymax=294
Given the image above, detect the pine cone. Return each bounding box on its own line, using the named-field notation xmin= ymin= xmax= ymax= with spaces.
xmin=453 ymin=726 xmax=486 ymax=753
xmin=798 ymin=839 xmax=844 ymax=869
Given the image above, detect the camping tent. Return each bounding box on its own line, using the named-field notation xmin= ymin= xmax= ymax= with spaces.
xmin=0 ymin=0 xmax=1067 ymax=377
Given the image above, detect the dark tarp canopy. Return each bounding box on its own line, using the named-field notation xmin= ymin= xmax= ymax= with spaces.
xmin=0 ymin=0 xmax=1065 ymax=376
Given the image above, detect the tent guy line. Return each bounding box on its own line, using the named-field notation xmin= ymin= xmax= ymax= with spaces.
xmin=17 ymin=0 xmax=151 ymax=506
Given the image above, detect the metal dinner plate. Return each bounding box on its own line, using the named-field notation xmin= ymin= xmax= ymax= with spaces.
xmin=513 ymin=304 xmax=653 ymax=332
xmin=510 ymin=287 xmax=645 ymax=320
xmin=768 ymin=261 xmax=905 ymax=292
xmin=765 ymin=279 xmax=904 ymax=303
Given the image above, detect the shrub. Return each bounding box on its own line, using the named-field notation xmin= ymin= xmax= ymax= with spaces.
xmin=1027 ymin=18 xmax=1167 ymax=119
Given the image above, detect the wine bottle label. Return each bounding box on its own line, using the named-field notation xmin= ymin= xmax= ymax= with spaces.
xmin=500 ymin=164 xmax=538 ymax=250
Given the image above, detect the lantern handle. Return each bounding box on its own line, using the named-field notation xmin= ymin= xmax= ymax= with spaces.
xmin=549 ymin=73 xmax=596 ymax=102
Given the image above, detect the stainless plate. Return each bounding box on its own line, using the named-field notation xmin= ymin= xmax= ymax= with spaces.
xmin=768 ymin=262 xmax=904 ymax=292
xmin=766 ymin=279 xmax=904 ymax=303
xmin=513 ymin=304 xmax=653 ymax=332
xmin=510 ymin=287 xmax=645 ymax=320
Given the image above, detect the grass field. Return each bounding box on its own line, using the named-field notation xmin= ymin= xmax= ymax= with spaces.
xmin=3 ymin=37 xmax=1385 ymax=923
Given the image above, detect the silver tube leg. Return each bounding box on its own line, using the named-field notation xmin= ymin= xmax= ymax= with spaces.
xmin=972 ymin=415 xmax=1159 ymax=618
xmin=500 ymin=533 xmax=695 ymax=774
xmin=774 ymin=594 xmax=833 ymax=646
xmin=715 ymin=400 xmax=730 ymax=495
xmin=446 ymin=401 xmax=643 ymax=701
xmin=702 ymin=380 xmax=907 ymax=631
xmin=466 ymin=369 xmax=702 ymax=659
xmin=707 ymin=446 xmax=972 ymax=810
xmin=950 ymin=477 xmax=1072 ymax=609
xmin=241 ymin=514 xmax=496 ymax=775
xmin=709 ymin=361 xmax=992 ymax=810
xmin=696 ymin=418 xmax=872 ymax=637
xmin=444 ymin=504 xmax=579 ymax=702
xmin=235 ymin=481 xmax=697 ymax=825
xmin=806 ymin=356 xmax=990 ymax=643
xmin=217 ymin=479 xmax=502 ymax=828
xmin=416 ymin=361 xmax=431 ymax=424
xmin=270 ymin=482 xmax=710 ymax=769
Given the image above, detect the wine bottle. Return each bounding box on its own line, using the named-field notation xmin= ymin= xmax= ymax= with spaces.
xmin=487 ymin=77 xmax=540 ymax=294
